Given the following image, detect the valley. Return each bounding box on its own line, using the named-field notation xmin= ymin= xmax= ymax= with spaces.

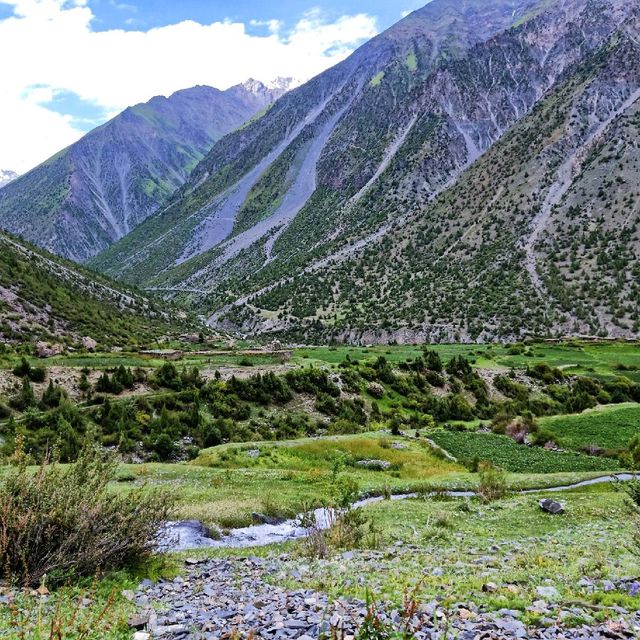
xmin=1 ymin=0 xmax=640 ymax=638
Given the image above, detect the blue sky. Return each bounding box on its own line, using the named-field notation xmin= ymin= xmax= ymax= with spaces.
xmin=0 ymin=0 xmax=427 ymax=172
xmin=88 ymin=1 xmax=424 ymax=33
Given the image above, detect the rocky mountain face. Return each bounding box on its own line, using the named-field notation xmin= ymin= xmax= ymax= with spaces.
xmin=92 ymin=0 xmax=640 ymax=343
xmin=0 ymin=81 xmax=290 ymax=263
xmin=0 ymin=170 xmax=18 ymax=189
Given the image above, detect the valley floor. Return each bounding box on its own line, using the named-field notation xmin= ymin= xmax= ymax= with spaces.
xmin=2 ymin=340 xmax=640 ymax=638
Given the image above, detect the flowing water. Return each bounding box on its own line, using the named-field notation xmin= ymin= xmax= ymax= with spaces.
xmin=161 ymin=474 xmax=635 ymax=552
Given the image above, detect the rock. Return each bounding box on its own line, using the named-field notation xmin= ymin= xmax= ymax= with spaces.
xmin=367 ymin=382 xmax=385 ymax=398
xmin=252 ymin=513 xmax=286 ymax=525
xmin=35 ymin=341 xmax=63 ymax=358
xmin=539 ymin=499 xmax=565 ymax=514
xmin=482 ymin=582 xmax=498 ymax=592
xmin=536 ymin=585 xmax=560 ymax=600
xmin=133 ymin=633 xmax=150 ymax=640
xmin=342 ymin=551 xmax=354 ymax=561
xmin=356 ymin=459 xmax=391 ymax=470
xmin=81 ymin=336 xmax=98 ymax=352
xmin=121 ymin=589 xmax=136 ymax=602
xmin=128 ymin=612 xmax=150 ymax=629
xmin=246 ymin=449 xmax=261 ymax=458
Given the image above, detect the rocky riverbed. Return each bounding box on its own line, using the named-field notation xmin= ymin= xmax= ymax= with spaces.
xmin=129 ymin=554 xmax=640 ymax=639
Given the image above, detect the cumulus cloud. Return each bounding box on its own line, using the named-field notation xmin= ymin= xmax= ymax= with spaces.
xmin=0 ymin=0 xmax=378 ymax=172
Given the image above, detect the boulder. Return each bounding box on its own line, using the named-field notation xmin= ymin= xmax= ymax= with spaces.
xmin=82 ymin=336 xmax=98 ymax=352
xmin=35 ymin=341 xmax=63 ymax=358
xmin=356 ymin=459 xmax=391 ymax=470
xmin=251 ymin=513 xmax=286 ymax=525
xmin=367 ymin=382 xmax=385 ymax=398
xmin=539 ymin=498 xmax=564 ymax=514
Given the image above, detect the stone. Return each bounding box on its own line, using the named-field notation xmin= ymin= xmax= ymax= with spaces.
xmin=252 ymin=512 xmax=286 ymax=525
xmin=536 ymin=585 xmax=560 ymax=600
xmin=539 ymin=499 xmax=564 ymax=514
xmin=81 ymin=336 xmax=98 ymax=352
xmin=35 ymin=341 xmax=63 ymax=358
xmin=128 ymin=613 xmax=150 ymax=629
xmin=356 ymin=459 xmax=391 ymax=470
xmin=481 ymin=582 xmax=498 ymax=592
xmin=246 ymin=449 xmax=261 ymax=458
xmin=133 ymin=634 xmax=151 ymax=640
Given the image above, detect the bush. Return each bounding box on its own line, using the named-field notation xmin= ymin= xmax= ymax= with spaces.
xmin=477 ymin=462 xmax=507 ymax=502
xmin=12 ymin=358 xmax=46 ymax=383
xmin=0 ymin=445 xmax=173 ymax=587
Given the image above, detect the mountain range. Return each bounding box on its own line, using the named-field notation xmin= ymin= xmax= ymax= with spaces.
xmin=0 ymin=79 xmax=294 ymax=262
xmin=2 ymin=0 xmax=640 ymax=344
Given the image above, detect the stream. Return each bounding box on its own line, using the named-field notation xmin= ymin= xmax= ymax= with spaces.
xmin=161 ymin=474 xmax=635 ymax=552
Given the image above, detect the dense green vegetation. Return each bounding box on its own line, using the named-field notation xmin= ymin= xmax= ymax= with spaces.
xmin=2 ymin=341 xmax=638 ymax=478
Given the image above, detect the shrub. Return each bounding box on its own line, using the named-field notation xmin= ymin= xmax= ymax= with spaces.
xmin=0 ymin=445 xmax=172 ymax=587
xmin=477 ymin=462 xmax=507 ymax=502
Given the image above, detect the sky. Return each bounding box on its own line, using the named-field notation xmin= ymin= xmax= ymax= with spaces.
xmin=0 ymin=0 xmax=426 ymax=174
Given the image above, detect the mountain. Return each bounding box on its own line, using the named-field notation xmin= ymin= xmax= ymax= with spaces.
xmin=0 ymin=80 xmax=292 ymax=263
xmin=0 ymin=170 xmax=18 ymax=189
xmin=91 ymin=0 xmax=640 ymax=343
xmin=0 ymin=229 xmax=179 ymax=347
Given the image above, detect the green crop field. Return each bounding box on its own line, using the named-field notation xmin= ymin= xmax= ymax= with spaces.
xmin=429 ymin=431 xmax=621 ymax=473
xmin=540 ymin=403 xmax=640 ymax=451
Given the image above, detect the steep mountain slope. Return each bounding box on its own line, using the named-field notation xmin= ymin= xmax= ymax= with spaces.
xmin=90 ymin=0 xmax=546 ymax=282
xmin=93 ymin=0 xmax=640 ymax=344
xmin=0 ymin=230 xmax=177 ymax=347
xmin=219 ymin=11 xmax=640 ymax=344
xmin=0 ymin=80 xmax=291 ymax=263
xmin=0 ymin=171 xmax=18 ymax=189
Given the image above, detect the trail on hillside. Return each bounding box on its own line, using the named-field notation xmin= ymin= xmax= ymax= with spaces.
xmin=522 ymin=87 xmax=640 ymax=296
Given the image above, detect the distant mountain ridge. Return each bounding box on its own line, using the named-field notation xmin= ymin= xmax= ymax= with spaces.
xmin=0 ymin=79 xmax=293 ymax=262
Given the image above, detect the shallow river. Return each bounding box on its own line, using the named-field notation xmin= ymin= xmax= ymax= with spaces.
xmin=161 ymin=474 xmax=635 ymax=552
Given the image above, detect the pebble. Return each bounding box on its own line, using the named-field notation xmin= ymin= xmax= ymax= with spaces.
xmin=129 ymin=556 xmax=640 ymax=639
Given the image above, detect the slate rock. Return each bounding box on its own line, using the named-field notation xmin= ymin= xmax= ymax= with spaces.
xmin=539 ymin=499 xmax=564 ymax=514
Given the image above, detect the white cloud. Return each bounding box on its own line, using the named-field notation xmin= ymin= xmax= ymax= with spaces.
xmin=0 ymin=0 xmax=378 ymax=172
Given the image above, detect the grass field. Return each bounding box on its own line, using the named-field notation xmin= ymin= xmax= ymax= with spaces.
xmin=540 ymin=403 xmax=640 ymax=451
xmin=273 ymin=488 xmax=640 ymax=614
xmin=105 ymin=430 xmax=624 ymax=530
xmin=2 ymin=340 xmax=639 ymax=382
